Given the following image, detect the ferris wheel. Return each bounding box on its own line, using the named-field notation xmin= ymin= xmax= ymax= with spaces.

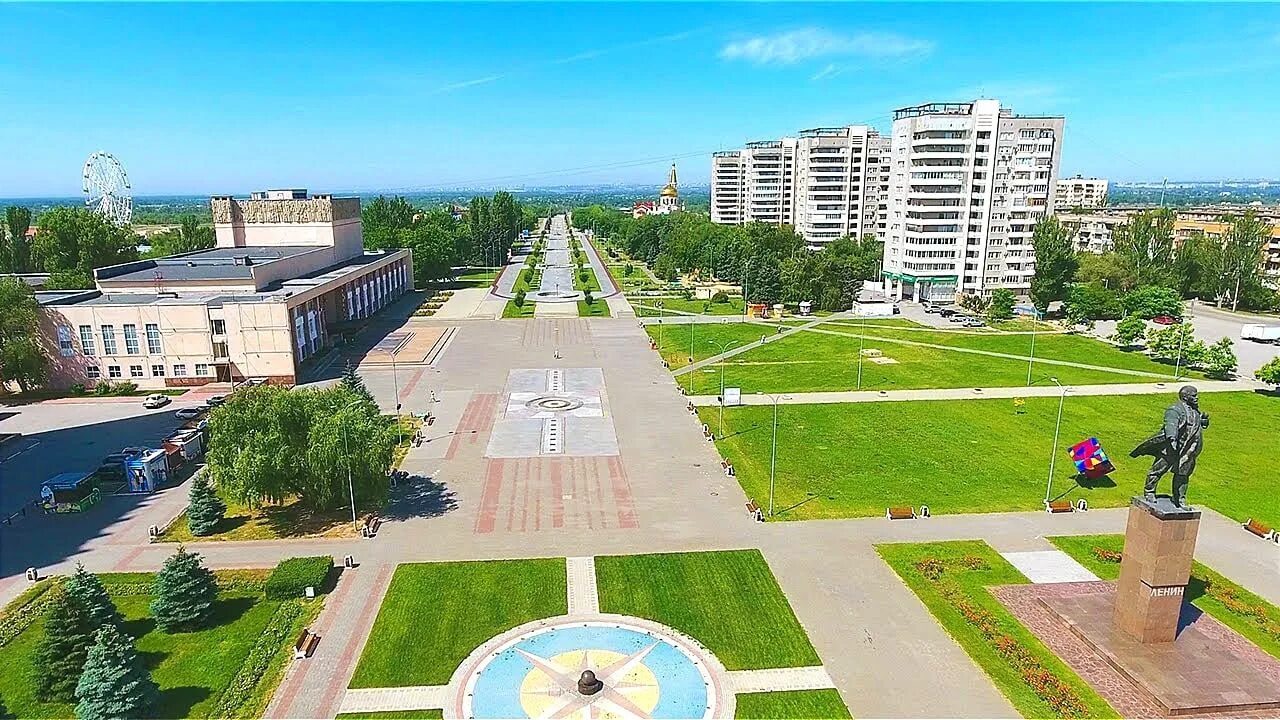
xmin=82 ymin=151 xmax=132 ymax=226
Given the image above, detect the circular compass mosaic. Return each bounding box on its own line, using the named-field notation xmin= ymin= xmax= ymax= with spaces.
xmin=446 ymin=616 xmax=731 ymax=720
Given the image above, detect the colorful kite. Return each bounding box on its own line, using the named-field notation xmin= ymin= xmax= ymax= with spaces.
xmin=1069 ymin=437 xmax=1115 ymax=479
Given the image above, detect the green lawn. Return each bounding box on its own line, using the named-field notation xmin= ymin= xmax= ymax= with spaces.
xmin=635 ymin=296 xmax=747 ymax=317
xmin=1048 ymin=534 xmax=1280 ymax=660
xmin=705 ymin=391 xmax=1280 ymax=524
xmin=734 ymin=689 xmax=851 ymax=719
xmin=595 ymin=550 xmax=820 ymax=670
xmin=502 ymin=299 xmax=536 ymax=318
xmin=348 ymin=559 xmax=567 ymax=688
xmin=877 ymin=541 xmax=1116 ymax=719
xmin=577 ymin=299 xmax=611 ymax=317
xmin=653 ymin=321 xmax=1178 ymax=396
xmin=0 ymin=571 xmax=310 ymax=720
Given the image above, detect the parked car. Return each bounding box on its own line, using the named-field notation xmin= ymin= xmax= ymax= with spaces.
xmin=1152 ymin=315 xmax=1179 ymax=325
xmin=939 ymin=308 xmax=956 ymax=318
xmin=963 ymin=319 xmax=986 ymax=328
xmin=143 ymin=394 xmax=171 ymax=409
xmin=204 ymin=395 xmax=227 ymax=407
xmin=923 ymin=304 xmax=940 ymax=314
xmin=174 ymin=407 xmax=205 ymax=421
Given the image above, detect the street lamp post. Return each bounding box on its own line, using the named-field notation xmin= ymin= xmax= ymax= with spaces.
xmin=856 ymin=307 xmax=866 ymax=390
xmin=758 ymin=392 xmax=787 ymax=517
xmin=340 ymin=399 xmax=364 ymax=532
xmin=387 ymin=350 xmax=403 ymax=445
xmin=1044 ymin=377 xmax=1067 ymax=505
xmin=687 ymin=321 xmax=696 ymax=394
xmin=1026 ymin=309 xmax=1041 ymax=387
xmin=709 ymin=339 xmax=738 ymax=438
xmin=1173 ymin=323 xmax=1187 ymax=380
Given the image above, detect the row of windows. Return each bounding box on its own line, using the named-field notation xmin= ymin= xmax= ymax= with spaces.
xmin=71 ymin=323 xmax=163 ymax=357
xmin=85 ymin=363 xmax=211 ymax=380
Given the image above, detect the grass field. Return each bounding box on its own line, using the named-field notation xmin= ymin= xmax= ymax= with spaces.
xmin=877 ymin=541 xmax=1117 ymax=719
xmin=577 ymin=298 xmax=611 ymax=317
xmin=1048 ymin=534 xmax=1280 ymax=660
xmin=704 ymin=391 xmax=1280 ymax=524
xmin=595 ymin=550 xmax=820 ymax=670
xmin=348 ymin=559 xmax=567 ymax=688
xmin=634 ymin=296 xmax=747 ymax=317
xmin=651 ymin=321 xmax=1180 ymax=395
xmin=734 ymin=689 xmax=851 ymax=719
xmin=0 ymin=571 xmax=312 ymax=720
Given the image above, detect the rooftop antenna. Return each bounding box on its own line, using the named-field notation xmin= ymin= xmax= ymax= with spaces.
xmin=153 ymin=270 xmax=164 ymax=296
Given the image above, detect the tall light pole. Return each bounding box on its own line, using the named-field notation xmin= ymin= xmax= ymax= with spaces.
xmin=758 ymin=392 xmax=787 ymax=517
xmin=340 ymin=398 xmax=364 ymax=531
xmin=709 ymin=339 xmax=738 ymax=438
xmin=856 ymin=305 xmax=866 ymax=389
xmin=386 ymin=349 xmax=402 ymax=445
xmin=1044 ymin=377 xmax=1067 ymax=505
xmin=687 ymin=321 xmax=696 ymax=394
xmin=1026 ymin=308 xmax=1041 ymax=387
xmin=1173 ymin=322 xmax=1187 ymax=380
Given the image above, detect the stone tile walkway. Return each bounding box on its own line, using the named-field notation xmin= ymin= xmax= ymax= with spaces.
xmin=726 ymin=666 xmax=836 ymax=693
xmin=999 ymin=550 xmax=1100 ymax=583
xmin=566 ymin=556 xmax=599 ymax=615
xmin=337 ymin=685 xmax=448 ymax=714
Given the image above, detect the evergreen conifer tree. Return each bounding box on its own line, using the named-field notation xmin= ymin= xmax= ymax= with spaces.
xmin=340 ymin=362 xmax=375 ymax=405
xmin=186 ymin=474 xmax=226 ymax=537
xmin=150 ymin=546 xmax=217 ymax=632
xmin=32 ymin=587 xmax=94 ymax=702
xmin=74 ymin=624 xmax=158 ymax=720
xmin=64 ymin=563 xmax=122 ymax=630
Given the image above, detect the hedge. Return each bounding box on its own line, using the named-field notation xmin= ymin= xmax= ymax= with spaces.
xmin=212 ymin=599 xmax=304 ymax=717
xmin=0 ymin=579 xmax=59 ymax=649
xmin=265 ymin=556 xmax=333 ymax=599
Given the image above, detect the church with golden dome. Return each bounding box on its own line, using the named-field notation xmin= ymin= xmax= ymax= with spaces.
xmin=632 ymin=163 xmax=684 ymax=218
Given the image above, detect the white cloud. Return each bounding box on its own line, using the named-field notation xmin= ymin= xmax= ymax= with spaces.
xmin=720 ymin=27 xmax=932 ymax=65
xmin=431 ymin=75 xmax=504 ymax=94
xmin=810 ymin=64 xmax=843 ymax=82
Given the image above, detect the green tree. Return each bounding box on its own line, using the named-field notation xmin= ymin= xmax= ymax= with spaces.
xmin=32 ymin=587 xmax=94 ymax=702
xmin=362 ymin=196 xmax=416 ymax=251
xmin=1146 ymin=323 xmax=1206 ymax=367
xmin=1202 ymin=337 xmax=1237 ymax=379
xmin=30 ymin=207 xmax=138 ymax=275
xmin=1112 ymin=314 xmax=1147 ymax=347
xmin=150 ymin=546 xmax=218 ymax=632
xmin=0 ymin=277 xmax=49 ymax=391
xmin=985 ymin=288 xmax=1016 ymax=321
xmin=514 ymin=289 xmax=526 ymax=307
xmin=186 ymin=474 xmax=227 ymax=537
xmin=1065 ymin=282 xmax=1123 ymax=324
xmin=1074 ymin=251 xmax=1129 ymax=290
xmin=340 ymin=361 xmax=376 ymax=407
xmin=1255 ymin=356 xmax=1280 ymax=387
xmin=74 ymin=624 xmax=159 ymax=720
xmin=303 ymin=395 xmax=397 ymax=510
xmin=42 ymin=269 xmax=96 ymax=290
xmin=1122 ymin=285 xmax=1184 ymax=319
xmin=1112 ymin=209 xmax=1177 ymax=290
xmin=144 ymin=215 xmax=215 ymax=258
xmin=1029 ymin=217 xmax=1079 ymax=312
xmin=65 ymin=564 xmax=122 ymax=630
xmin=1218 ymin=210 xmax=1272 ymax=311
xmin=4 ymin=206 xmax=33 ymax=273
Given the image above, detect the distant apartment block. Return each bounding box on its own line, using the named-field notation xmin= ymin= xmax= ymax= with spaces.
xmin=710 ymin=151 xmax=744 ymax=224
xmin=743 ymin=139 xmax=798 ymax=227
xmin=35 ymin=190 xmax=413 ymax=389
xmin=1055 ymin=175 xmax=1109 ymax=209
xmin=880 ymin=100 xmax=1064 ymax=301
xmin=1056 ymin=211 xmax=1128 ymax=254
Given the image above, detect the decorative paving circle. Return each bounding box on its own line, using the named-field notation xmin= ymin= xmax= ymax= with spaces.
xmin=445 ymin=615 xmax=732 ymax=720
xmin=530 ymin=290 xmax=582 ymax=301
xmin=526 ymin=396 xmax=584 ymax=413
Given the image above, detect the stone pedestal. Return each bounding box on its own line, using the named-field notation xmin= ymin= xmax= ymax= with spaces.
xmin=1114 ymin=496 xmax=1200 ymax=643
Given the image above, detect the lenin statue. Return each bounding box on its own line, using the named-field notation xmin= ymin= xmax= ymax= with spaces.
xmin=1130 ymin=386 xmax=1209 ymax=509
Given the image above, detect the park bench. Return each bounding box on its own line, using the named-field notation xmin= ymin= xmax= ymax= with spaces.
xmin=1244 ymin=518 xmax=1277 ymax=542
xmin=294 ymin=629 xmax=319 ymax=659
xmin=745 ymin=501 xmax=764 ymax=522
xmin=361 ymin=515 xmax=381 ymax=538
xmin=1046 ymin=500 xmax=1074 ymax=514
xmin=887 ymin=506 xmax=915 ymax=520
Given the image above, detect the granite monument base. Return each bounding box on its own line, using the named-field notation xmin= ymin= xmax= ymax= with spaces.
xmin=1115 ymin=495 xmax=1201 ymax=643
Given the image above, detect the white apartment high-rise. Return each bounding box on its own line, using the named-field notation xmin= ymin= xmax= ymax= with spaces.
xmin=1055 ymin=175 xmax=1109 ymax=209
xmin=710 ymin=151 xmax=744 ymax=224
xmin=793 ymin=126 xmax=890 ymax=245
xmin=881 ymin=100 xmax=1064 ymax=301
xmin=743 ymin=139 xmax=797 ymax=226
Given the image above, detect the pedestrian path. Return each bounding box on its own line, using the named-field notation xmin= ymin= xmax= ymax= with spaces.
xmin=566 ymin=556 xmax=600 ymax=614
xmin=686 ymin=378 xmax=1255 ymax=406
xmin=999 ymin=550 xmax=1100 ymax=583
xmin=726 ymin=666 xmax=836 ymax=693
xmin=338 ymin=685 xmax=447 ymax=715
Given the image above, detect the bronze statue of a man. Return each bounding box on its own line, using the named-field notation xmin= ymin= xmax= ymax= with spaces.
xmin=1131 ymin=386 xmax=1209 ymax=508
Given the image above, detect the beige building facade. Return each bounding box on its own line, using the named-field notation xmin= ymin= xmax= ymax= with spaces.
xmin=37 ymin=191 xmax=413 ymax=389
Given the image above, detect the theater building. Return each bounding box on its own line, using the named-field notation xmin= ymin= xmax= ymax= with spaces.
xmin=35 ymin=190 xmax=413 ymax=389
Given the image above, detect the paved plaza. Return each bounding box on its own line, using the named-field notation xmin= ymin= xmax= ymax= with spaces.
xmin=4 ymin=219 xmax=1280 ymax=720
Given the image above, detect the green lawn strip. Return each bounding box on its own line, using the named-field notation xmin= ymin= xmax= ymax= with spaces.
xmin=877 ymin=541 xmax=1117 ymax=719
xmin=820 ymin=323 xmax=1190 ymax=379
xmin=633 ymin=296 xmax=747 ymax=316
xmin=337 ymin=711 xmax=444 ymax=719
xmin=348 ymin=559 xmax=567 ymax=688
xmin=577 ymin=299 xmax=611 ymax=317
xmin=703 ymin=392 xmax=1279 ymax=523
xmin=595 ymin=550 xmax=819 ymax=670
xmin=0 ymin=571 xmax=298 ymax=720
xmin=656 ymin=323 xmax=1154 ymax=395
xmin=734 ymin=689 xmax=851 ymax=719
xmin=1048 ymin=534 xmax=1280 ymax=660
xmin=502 ymin=300 xmax=536 ymax=318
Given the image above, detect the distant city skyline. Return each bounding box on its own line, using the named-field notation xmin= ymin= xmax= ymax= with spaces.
xmin=2 ymin=3 xmax=1279 ymax=196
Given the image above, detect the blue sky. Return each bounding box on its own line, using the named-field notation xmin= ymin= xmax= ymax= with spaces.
xmin=2 ymin=2 xmax=1278 ymax=197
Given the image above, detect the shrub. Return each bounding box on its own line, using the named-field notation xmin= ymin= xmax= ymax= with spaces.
xmin=265 ymin=556 xmax=333 ymax=599
xmin=710 ymin=291 xmax=729 ymax=303
xmin=114 ymin=381 xmax=138 ymax=395
xmin=71 ymin=383 xmax=87 ymax=395
xmin=93 ymin=382 xmax=115 ymax=396
xmin=212 ymin=600 xmax=304 ymax=717
xmin=187 ymin=474 xmax=227 ymax=536
xmin=1256 ymin=357 xmax=1280 ymax=387
xmin=514 ymin=289 xmax=526 ymax=308
xmin=1112 ymin=315 xmax=1146 ymax=347
xmin=1091 ymin=547 xmax=1122 ymax=564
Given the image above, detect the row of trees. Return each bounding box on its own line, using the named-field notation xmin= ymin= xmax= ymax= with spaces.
xmin=205 ymin=382 xmax=396 ymax=511
xmin=0 ymin=277 xmax=49 ymax=391
xmin=0 ymin=207 xmax=141 ymax=290
xmin=570 ymin=206 xmax=883 ymax=311
xmin=361 ymin=192 xmax=540 ymax=287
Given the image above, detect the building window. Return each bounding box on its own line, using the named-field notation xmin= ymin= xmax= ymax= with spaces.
xmin=130 ymin=365 xmax=144 ymax=378
xmin=211 ymin=319 xmax=226 ymax=335
xmin=294 ymin=313 xmax=306 ymax=354
xmin=79 ymin=325 xmax=96 ymax=356
xmin=145 ymin=324 xmax=163 ymax=354
xmin=57 ymin=326 xmax=76 ymax=357
xmin=123 ymin=324 xmax=139 ymax=354
xmin=173 ymin=364 xmax=187 ymax=376
xmin=212 ymin=341 xmax=228 ymax=359
xmin=108 ymin=365 xmax=121 ymax=378
xmin=151 ymin=364 xmax=165 ymax=377
xmin=100 ymin=325 xmax=117 ymax=355
xmin=87 ymin=366 xmax=101 ymax=379
xmin=195 ymin=363 xmax=209 ymax=376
